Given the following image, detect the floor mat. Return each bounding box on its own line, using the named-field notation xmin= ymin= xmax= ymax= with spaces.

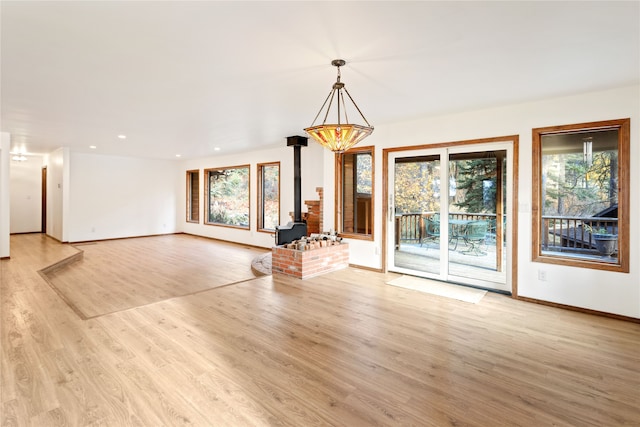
xmin=387 ymin=275 xmax=486 ymax=303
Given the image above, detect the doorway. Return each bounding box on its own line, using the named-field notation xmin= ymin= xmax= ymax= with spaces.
xmin=386 ymin=140 xmax=516 ymax=293
xmin=41 ymin=166 xmax=47 ymax=234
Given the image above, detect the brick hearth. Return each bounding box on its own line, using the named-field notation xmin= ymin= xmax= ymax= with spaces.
xmin=271 ymin=243 xmax=349 ymax=279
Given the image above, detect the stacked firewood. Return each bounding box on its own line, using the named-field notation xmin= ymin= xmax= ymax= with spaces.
xmin=283 ymin=232 xmax=343 ymax=251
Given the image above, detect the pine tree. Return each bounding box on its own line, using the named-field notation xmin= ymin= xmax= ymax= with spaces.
xmin=453 ymin=158 xmax=497 ymax=213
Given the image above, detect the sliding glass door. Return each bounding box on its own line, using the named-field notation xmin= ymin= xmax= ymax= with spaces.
xmin=387 ymin=142 xmax=513 ymax=293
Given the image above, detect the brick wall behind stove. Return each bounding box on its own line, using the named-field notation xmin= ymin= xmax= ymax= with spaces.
xmin=289 ymin=187 xmax=323 ymax=235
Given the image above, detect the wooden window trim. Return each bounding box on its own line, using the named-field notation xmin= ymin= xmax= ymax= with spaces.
xmin=204 ymin=164 xmax=251 ymax=230
xmin=257 ymin=162 xmax=280 ymax=233
xmin=531 ymin=118 xmax=630 ymax=273
xmin=186 ymin=169 xmax=199 ymax=223
xmin=335 ymin=145 xmax=374 ymax=241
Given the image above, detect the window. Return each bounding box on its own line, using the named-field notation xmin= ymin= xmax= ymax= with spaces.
xmin=186 ymin=170 xmax=199 ymax=223
xmin=257 ymin=162 xmax=280 ymax=232
xmin=336 ymin=146 xmax=374 ymax=239
xmin=204 ymin=165 xmax=250 ymax=229
xmin=532 ymin=118 xmax=629 ymax=272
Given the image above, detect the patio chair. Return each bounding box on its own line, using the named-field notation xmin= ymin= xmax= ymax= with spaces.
xmin=420 ymin=214 xmax=440 ymax=246
xmin=462 ymin=220 xmax=488 ymax=255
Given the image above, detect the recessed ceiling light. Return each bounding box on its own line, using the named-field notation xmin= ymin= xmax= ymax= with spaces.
xmin=175 ymin=154 xmax=182 ymax=158
xmin=117 ymin=134 xmax=127 ymax=139
xmin=90 ymin=145 xmax=97 ymax=149
xmin=214 ymin=147 xmax=221 ymax=151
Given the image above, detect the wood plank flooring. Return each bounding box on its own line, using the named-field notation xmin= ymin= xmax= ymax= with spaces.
xmin=42 ymin=234 xmax=267 ymax=318
xmin=2 ymin=233 xmax=639 ymax=426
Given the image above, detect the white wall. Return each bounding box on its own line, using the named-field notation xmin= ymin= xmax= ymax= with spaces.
xmin=178 ymin=140 xmax=324 ymax=248
xmin=67 ymin=152 xmax=179 ymax=242
xmin=0 ymin=133 xmax=10 ymax=257
xmin=323 ymin=85 xmax=639 ymax=318
xmin=10 ymin=155 xmax=43 ymax=233
xmin=43 ymin=147 xmax=68 ymax=242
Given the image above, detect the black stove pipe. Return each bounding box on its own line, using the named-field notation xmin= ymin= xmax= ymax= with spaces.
xmin=287 ymin=135 xmax=308 ymax=222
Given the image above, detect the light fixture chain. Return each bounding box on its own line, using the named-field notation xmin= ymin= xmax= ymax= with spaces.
xmin=343 ymin=87 xmax=372 ymax=128
xmin=323 ymin=89 xmax=337 ymax=125
xmin=310 ymin=89 xmax=335 ymax=126
xmin=338 ymin=90 xmax=348 ymax=125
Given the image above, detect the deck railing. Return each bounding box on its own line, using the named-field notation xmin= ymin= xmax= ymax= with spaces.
xmin=396 ymin=213 xmax=618 ymax=252
xmin=395 ymin=212 xmax=498 ymax=244
xmin=541 ymin=215 xmax=618 ymax=252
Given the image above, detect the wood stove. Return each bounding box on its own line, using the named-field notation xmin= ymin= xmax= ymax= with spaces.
xmin=275 ymin=136 xmax=308 ymax=245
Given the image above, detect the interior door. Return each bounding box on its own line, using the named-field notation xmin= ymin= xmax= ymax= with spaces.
xmin=387 ymin=142 xmax=513 ymax=293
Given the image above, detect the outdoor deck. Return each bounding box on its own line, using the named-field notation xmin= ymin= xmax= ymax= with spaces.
xmin=394 ymin=240 xmax=507 ymax=285
xmin=393 ymin=212 xmax=507 ymax=286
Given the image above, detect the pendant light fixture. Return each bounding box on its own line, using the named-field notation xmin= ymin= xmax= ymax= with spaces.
xmin=304 ymin=59 xmax=373 ymax=153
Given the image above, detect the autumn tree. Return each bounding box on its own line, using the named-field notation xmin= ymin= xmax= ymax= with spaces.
xmin=394 ymin=160 xmax=439 ymax=214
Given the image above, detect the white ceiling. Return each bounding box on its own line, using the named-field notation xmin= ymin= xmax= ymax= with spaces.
xmin=2 ymin=1 xmax=638 ymax=160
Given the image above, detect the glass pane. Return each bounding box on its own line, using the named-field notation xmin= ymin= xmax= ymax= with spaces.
xmin=447 ymin=151 xmax=506 ymax=284
xmin=188 ymin=171 xmax=199 ymax=222
xmin=207 ymin=167 xmax=250 ymax=227
xmin=540 ymin=130 xmax=618 ymax=262
xmin=356 ymin=153 xmax=372 ymax=194
xmin=342 ymin=151 xmax=372 ymax=235
xmin=393 ymin=155 xmax=441 ymax=275
xmin=261 ymin=165 xmax=279 ymax=230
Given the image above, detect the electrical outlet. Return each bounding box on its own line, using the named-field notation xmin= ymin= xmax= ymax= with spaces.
xmin=538 ymin=269 xmax=547 ymax=281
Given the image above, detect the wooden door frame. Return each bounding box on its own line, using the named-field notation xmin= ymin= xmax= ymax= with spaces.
xmin=41 ymin=166 xmax=47 ymax=233
xmin=382 ymin=135 xmax=519 ymax=296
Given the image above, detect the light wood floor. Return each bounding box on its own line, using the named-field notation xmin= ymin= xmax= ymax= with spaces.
xmin=42 ymin=235 xmax=267 ymax=319
xmin=2 ymin=234 xmax=639 ymax=426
